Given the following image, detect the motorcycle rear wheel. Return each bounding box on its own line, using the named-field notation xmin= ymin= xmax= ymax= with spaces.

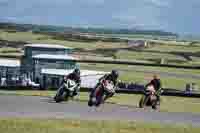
xmin=54 ymin=89 xmax=70 ymax=103
xmin=54 ymin=95 xmax=63 ymax=103
xmin=152 ymin=99 xmax=159 ymax=110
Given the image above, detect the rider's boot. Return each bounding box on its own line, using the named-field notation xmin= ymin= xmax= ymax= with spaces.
xmin=156 ymin=95 xmax=161 ymax=105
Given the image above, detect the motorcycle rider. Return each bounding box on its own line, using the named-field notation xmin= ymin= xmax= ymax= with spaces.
xmin=145 ymin=74 xmax=162 ymax=102
xmin=63 ymin=68 xmax=81 ymax=97
xmin=91 ymin=70 xmax=119 ymax=103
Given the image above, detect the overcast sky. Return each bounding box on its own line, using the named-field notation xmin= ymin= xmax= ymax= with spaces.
xmin=0 ymin=0 xmax=200 ymax=35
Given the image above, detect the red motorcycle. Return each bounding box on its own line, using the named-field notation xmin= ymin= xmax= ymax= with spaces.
xmin=88 ymin=79 xmax=115 ymax=107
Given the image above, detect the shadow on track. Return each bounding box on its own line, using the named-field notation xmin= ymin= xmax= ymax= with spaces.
xmin=39 ymin=96 xmax=142 ymax=111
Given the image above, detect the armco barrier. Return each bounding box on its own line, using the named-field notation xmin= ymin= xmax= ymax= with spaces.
xmin=0 ymin=86 xmax=41 ymax=90
xmin=114 ymin=88 xmax=200 ymax=98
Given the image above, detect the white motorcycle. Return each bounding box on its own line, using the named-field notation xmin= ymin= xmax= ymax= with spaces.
xmin=54 ymin=79 xmax=78 ymax=103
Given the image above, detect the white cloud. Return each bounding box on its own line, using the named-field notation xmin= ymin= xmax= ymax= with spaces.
xmin=146 ymin=0 xmax=170 ymax=7
xmin=90 ymin=0 xmax=105 ymax=5
xmin=112 ymin=13 xmax=161 ymax=29
xmin=0 ymin=0 xmax=8 ymax=2
xmin=112 ymin=15 xmax=137 ymax=22
xmin=1 ymin=0 xmax=200 ymax=35
xmin=79 ymin=0 xmax=105 ymax=6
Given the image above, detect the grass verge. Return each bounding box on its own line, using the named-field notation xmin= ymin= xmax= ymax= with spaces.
xmin=0 ymin=118 xmax=199 ymax=133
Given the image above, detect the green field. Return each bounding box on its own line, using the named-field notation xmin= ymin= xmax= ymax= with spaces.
xmin=1 ymin=90 xmax=200 ymax=114
xmin=0 ymin=30 xmax=127 ymax=49
xmin=1 ymin=29 xmax=200 ymax=65
xmin=0 ymin=118 xmax=199 ymax=133
xmin=1 ymin=29 xmax=200 ymax=90
xmin=79 ymin=63 xmax=200 ymax=90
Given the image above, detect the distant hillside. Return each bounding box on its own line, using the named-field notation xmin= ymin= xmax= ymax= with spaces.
xmin=0 ymin=22 xmax=178 ymax=37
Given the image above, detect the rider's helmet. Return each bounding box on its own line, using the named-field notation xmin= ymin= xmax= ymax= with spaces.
xmin=73 ymin=68 xmax=80 ymax=76
xmin=111 ymin=70 xmax=119 ymax=79
xmin=153 ymin=74 xmax=159 ymax=79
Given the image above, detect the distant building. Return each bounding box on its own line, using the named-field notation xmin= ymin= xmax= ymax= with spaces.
xmin=128 ymin=40 xmax=149 ymax=48
xmin=20 ymin=44 xmax=76 ymax=88
xmin=0 ymin=58 xmax=20 ymax=86
xmin=32 ymin=54 xmax=77 ymax=88
xmin=0 ymin=43 xmax=107 ymax=89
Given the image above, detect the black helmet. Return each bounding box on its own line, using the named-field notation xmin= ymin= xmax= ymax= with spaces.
xmin=73 ymin=68 xmax=80 ymax=76
xmin=111 ymin=70 xmax=119 ymax=79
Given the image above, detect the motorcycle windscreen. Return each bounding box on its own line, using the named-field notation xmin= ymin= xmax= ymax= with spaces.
xmin=67 ymin=80 xmax=76 ymax=91
xmin=104 ymin=81 xmax=115 ymax=93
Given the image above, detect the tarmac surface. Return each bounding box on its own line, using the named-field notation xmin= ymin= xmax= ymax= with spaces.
xmin=0 ymin=95 xmax=200 ymax=126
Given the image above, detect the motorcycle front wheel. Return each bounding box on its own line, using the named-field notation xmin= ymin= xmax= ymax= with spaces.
xmin=54 ymin=86 xmax=66 ymax=103
xmin=54 ymin=95 xmax=63 ymax=103
xmin=88 ymin=98 xmax=94 ymax=107
xmin=139 ymin=95 xmax=150 ymax=108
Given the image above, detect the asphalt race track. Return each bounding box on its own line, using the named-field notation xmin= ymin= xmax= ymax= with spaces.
xmin=0 ymin=95 xmax=200 ymax=126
